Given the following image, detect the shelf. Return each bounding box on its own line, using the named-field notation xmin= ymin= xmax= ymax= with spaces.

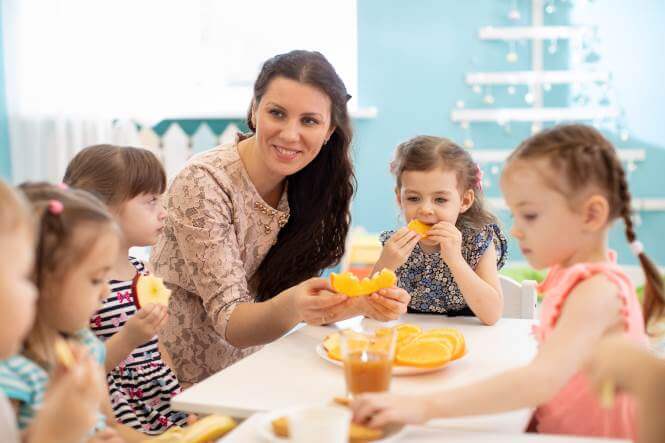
xmin=479 ymin=26 xmax=594 ymax=40
xmin=472 ymin=149 xmax=645 ymax=163
xmin=465 ymin=70 xmax=610 ymax=85
xmin=487 ymin=197 xmax=665 ymax=212
xmin=451 ymin=107 xmax=620 ymax=123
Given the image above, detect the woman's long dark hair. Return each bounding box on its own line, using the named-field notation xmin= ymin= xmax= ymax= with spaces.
xmin=250 ymin=50 xmax=356 ymax=301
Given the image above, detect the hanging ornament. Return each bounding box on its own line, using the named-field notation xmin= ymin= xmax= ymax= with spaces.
xmin=491 ymin=165 xmax=500 ymax=175
xmin=531 ymin=123 xmax=541 ymax=134
xmin=507 ymin=85 xmax=517 ymax=95
xmin=543 ymin=83 xmax=552 ymax=91
xmin=472 ymin=85 xmax=482 ymax=94
xmin=463 ymin=139 xmax=475 ymax=149
xmin=626 ymin=161 xmax=637 ymax=173
xmin=506 ymin=41 xmax=518 ymax=63
xmin=456 ymin=100 xmax=465 ymax=108
xmin=548 ymin=39 xmax=558 ymax=54
xmin=545 ymin=1 xmax=556 ymax=14
xmin=461 ymin=121 xmax=470 ymax=130
xmin=483 ymin=94 xmax=495 ymax=105
xmin=524 ymin=92 xmax=535 ymax=104
xmin=620 ymin=129 xmax=630 ymax=141
xmin=508 ymin=8 xmax=521 ymax=21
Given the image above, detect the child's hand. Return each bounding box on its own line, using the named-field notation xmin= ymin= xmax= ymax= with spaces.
xmin=363 ymin=288 xmax=410 ymax=321
xmin=86 ymin=428 xmax=124 ymax=443
xmin=123 ymin=303 xmax=168 ymax=347
xmin=427 ymin=222 xmax=463 ymax=264
xmin=585 ymin=334 xmax=654 ymax=398
xmin=351 ymin=392 xmax=432 ymax=428
xmin=30 ymin=347 xmax=106 ymax=443
xmin=376 ymin=228 xmax=420 ymax=271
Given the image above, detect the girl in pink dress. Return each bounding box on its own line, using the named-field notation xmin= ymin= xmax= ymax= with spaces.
xmin=351 ymin=124 xmax=663 ymax=441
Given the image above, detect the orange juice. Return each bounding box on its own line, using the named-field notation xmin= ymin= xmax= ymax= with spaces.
xmin=343 ymin=351 xmax=392 ymax=395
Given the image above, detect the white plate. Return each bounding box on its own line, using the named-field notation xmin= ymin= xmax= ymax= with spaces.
xmin=316 ymin=343 xmax=454 ymax=376
xmin=255 ymin=406 xmax=406 ymax=442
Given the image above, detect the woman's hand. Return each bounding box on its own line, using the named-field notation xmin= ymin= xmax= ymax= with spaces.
xmin=290 ymin=277 xmax=352 ymax=325
xmin=362 ymin=287 xmax=410 ymax=321
xmin=351 ymin=392 xmax=433 ymax=428
xmin=427 ymin=222 xmax=463 ymax=265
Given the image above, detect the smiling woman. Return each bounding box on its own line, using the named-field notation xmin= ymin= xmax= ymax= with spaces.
xmin=150 ymin=50 xmax=411 ymax=385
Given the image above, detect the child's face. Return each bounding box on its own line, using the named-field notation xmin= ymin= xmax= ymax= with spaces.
xmin=113 ymin=193 xmax=166 ymax=247
xmin=500 ymin=160 xmax=587 ymax=269
xmin=42 ymin=226 xmax=119 ymax=334
xmin=397 ymin=167 xmax=473 ymax=247
xmin=0 ymin=227 xmax=37 ymax=358
xmin=251 ymin=76 xmax=335 ymax=179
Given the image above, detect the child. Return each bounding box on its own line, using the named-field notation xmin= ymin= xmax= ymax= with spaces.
xmin=586 ymin=334 xmax=665 ymax=443
xmin=0 ymin=180 xmax=107 ymax=443
xmin=0 ymin=183 xmax=146 ymax=442
xmin=373 ymin=135 xmax=507 ymax=325
xmin=352 ymin=124 xmax=659 ymax=440
xmin=64 ymin=144 xmax=187 ymax=435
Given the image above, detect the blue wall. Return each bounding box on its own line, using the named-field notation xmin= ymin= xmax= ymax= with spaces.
xmin=0 ymin=4 xmax=11 ymax=181
xmin=353 ymin=0 xmax=665 ymax=266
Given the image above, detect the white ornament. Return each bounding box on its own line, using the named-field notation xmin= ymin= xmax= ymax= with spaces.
xmin=620 ymin=129 xmax=630 ymax=141
xmin=483 ymin=94 xmax=495 ymax=105
xmin=508 ymin=8 xmax=521 ymax=21
xmin=472 ymin=85 xmax=482 ymax=94
xmin=507 ymin=85 xmax=517 ymax=95
xmin=463 ymin=139 xmax=475 ymax=149
xmin=491 ymin=165 xmax=500 ymax=175
xmin=545 ymin=3 xmax=556 ymax=13
xmin=543 ymin=83 xmax=552 ymax=91
xmin=531 ymin=123 xmax=540 ymax=134
xmin=456 ymin=100 xmax=465 ymax=108
xmin=506 ymin=51 xmax=519 ymax=63
xmin=524 ymin=92 xmax=535 ymax=104
xmin=461 ymin=121 xmax=470 ymax=130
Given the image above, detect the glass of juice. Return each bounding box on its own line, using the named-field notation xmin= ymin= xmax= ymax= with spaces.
xmin=340 ymin=328 xmax=396 ymax=398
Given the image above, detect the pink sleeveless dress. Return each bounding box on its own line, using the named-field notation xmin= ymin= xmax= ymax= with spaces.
xmin=532 ymin=252 xmax=647 ymax=439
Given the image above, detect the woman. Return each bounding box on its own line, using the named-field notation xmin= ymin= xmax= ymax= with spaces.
xmin=151 ymin=50 xmax=410 ymax=384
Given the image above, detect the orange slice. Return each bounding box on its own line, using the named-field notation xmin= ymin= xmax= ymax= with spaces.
xmin=330 ymin=269 xmax=397 ymax=297
xmin=395 ymin=340 xmax=452 ymax=368
xmin=54 ymin=338 xmax=75 ymax=368
xmin=416 ymin=328 xmax=465 ymax=359
xmin=407 ymin=219 xmax=433 ymax=236
xmin=322 ymin=333 xmax=342 ymax=361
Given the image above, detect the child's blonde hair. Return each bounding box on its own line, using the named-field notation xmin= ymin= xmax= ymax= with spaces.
xmin=18 ymin=182 xmax=116 ymax=294
xmin=0 ymin=179 xmax=32 ymax=236
xmin=63 ymin=144 xmax=166 ymax=206
xmin=390 ymin=135 xmax=498 ymax=231
xmin=505 ymin=124 xmax=664 ymax=326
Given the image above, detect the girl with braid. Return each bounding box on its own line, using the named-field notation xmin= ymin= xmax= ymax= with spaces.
xmin=352 ymin=124 xmax=660 ymax=441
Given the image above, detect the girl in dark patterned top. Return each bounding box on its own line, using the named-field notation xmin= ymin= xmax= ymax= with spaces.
xmin=63 ymin=145 xmax=187 ymax=435
xmin=373 ymin=136 xmax=508 ymax=325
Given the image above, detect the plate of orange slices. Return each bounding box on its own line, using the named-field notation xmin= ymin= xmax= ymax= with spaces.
xmin=318 ymin=324 xmax=466 ymax=375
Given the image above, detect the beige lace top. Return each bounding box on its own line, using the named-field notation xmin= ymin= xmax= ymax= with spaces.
xmin=150 ymin=138 xmax=290 ymax=384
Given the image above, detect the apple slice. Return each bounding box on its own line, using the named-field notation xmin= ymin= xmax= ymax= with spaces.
xmin=133 ymin=274 xmax=171 ymax=309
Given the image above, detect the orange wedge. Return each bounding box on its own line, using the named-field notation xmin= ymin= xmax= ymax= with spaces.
xmin=416 ymin=328 xmax=466 ymax=359
xmin=330 ymin=269 xmax=397 ymax=297
xmin=322 ymin=333 xmax=342 ymax=361
xmin=395 ymin=340 xmax=452 ymax=368
xmin=407 ymin=219 xmax=433 ymax=236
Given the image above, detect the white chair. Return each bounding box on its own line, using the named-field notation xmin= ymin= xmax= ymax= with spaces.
xmin=500 ymin=275 xmax=538 ymax=319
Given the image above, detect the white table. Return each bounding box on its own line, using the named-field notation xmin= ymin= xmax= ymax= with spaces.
xmin=221 ymin=413 xmax=630 ymax=442
xmin=173 ymin=314 xmax=538 ymax=433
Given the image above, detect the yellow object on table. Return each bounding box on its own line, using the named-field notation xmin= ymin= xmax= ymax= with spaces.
xmin=330 ymin=268 xmax=397 ymax=297
xmin=146 ymin=415 xmax=237 ymax=442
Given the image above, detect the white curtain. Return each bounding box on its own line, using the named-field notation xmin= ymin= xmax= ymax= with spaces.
xmin=2 ymin=0 xmax=357 ymax=183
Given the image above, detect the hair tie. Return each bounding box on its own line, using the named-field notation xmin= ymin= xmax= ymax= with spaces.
xmin=629 ymin=240 xmax=644 ymax=256
xmin=48 ymin=200 xmax=64 ymax=215
xmin=56 ymin=183 xmax=69 ymax=190
xmin=474 ymin=164 xmax=484 ymax=191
